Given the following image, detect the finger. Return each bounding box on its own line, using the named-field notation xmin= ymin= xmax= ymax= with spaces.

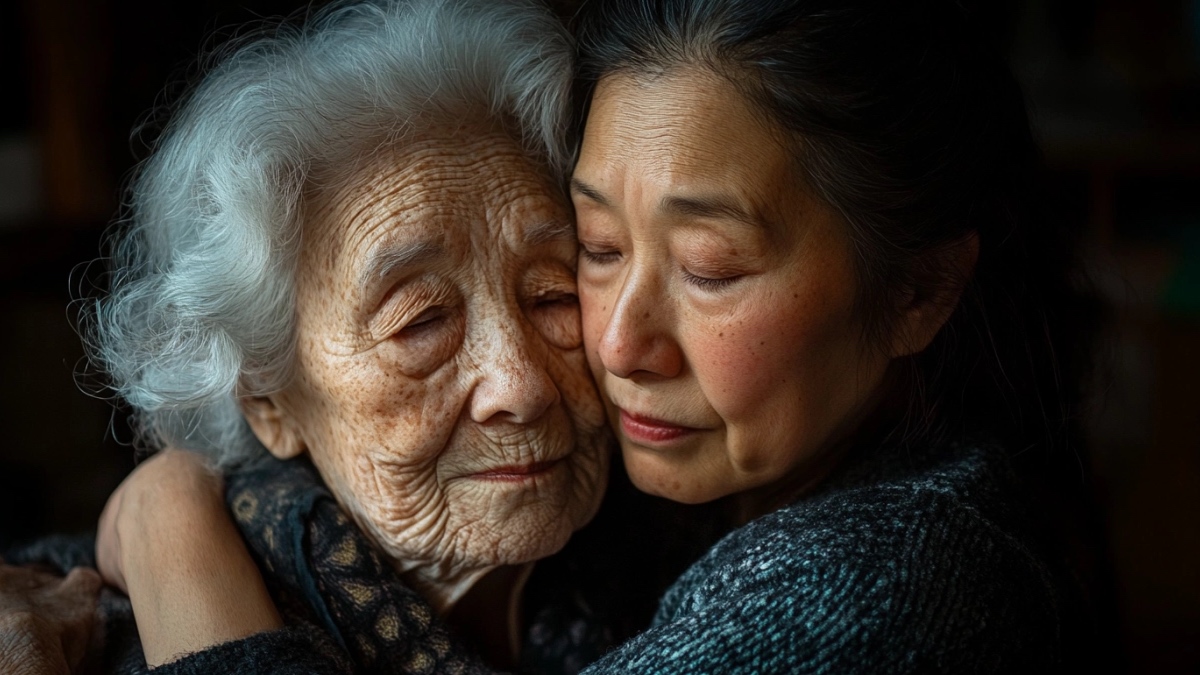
xmin=48 ymin=570 xmax=102 ymax=616
xmin=61 ymin=567 xmax=104 ymax=596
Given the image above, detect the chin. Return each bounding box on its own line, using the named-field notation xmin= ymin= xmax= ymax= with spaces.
xmin=478 ymin=506 xmax=580 ymax=565
xmin=621 ymin=446 xmax=727 ymax=505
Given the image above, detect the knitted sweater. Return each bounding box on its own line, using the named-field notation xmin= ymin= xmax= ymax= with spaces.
xmin=582 ymin=440 xmax=1079 ymax=673
xmin=8 ymin=439 xmax=1082 ymax=673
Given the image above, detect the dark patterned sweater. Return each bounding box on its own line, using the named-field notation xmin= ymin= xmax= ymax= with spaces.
xmin=7 ymin=439 xmax=1085 ymax=673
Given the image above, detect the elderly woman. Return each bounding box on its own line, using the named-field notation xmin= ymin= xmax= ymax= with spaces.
xmin=3 ymin=0 xmax=621 ymax=672
xmin=9 ymin=0 xmax=1101 ymax=672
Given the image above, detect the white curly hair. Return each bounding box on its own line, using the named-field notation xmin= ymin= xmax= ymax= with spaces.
xmin=87 ymin=0 xmax=574 ymax=468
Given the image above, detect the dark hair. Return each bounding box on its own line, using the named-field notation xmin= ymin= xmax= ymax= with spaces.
xmin=572 ymin=0 xmax=1100 ymax=463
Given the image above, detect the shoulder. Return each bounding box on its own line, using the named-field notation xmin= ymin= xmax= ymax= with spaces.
xmin=651 ymin=440 xmax=1072 ymax=671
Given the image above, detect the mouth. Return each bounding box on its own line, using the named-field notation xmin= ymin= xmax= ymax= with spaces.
xmin=618 ymin=409 xmax=700 ymax=446
xmin=469 ymin=459 xmax=563 ymax=482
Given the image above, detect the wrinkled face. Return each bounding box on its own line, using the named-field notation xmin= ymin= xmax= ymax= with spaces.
xmin=572 ymin=70 xmax=890 ymax=508
xmin=266 ymin=123 xmax=608 ymax=582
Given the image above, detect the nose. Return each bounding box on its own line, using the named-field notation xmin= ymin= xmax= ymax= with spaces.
xmin=469 ymin=315 xmax=560 ymax=425
xmin=596 ymin=269 xmax=682 ymax=380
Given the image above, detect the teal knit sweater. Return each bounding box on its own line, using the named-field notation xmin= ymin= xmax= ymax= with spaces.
xmin=581 ymin=441 xmax=1078 ymax=673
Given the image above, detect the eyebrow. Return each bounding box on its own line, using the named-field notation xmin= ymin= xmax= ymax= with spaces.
xmin=569 ymin=179 xmax=610 ymax=208
xmin=661 ymin=194 xmax=770 ymax=230
xmin=571 ymin=178 xmax=769 ymax=230
xmin=523 ymin=219 xmax=577 ymax=246
xmin=357 ymin=240 xmax=444 ymax=289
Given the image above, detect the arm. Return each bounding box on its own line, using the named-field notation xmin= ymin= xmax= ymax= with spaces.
xmin=96 ymin=450 xmax=287 ymax=668
xmin=98 ymin=451 xmax=492 ymax=675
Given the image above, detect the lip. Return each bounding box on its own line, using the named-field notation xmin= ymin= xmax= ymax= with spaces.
xmin=619 ymin=409 xmax=699 ymax=446
xmin=469 ymin=459 xmax=562 ymax=482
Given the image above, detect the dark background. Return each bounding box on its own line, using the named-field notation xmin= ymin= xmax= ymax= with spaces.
xmin=1 ymin=1 xmax=1197 ymax=672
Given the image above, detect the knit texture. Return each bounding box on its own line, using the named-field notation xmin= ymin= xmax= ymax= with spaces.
xmin=6 ymin=439 xmax=1081 ymax=673
xmin=583 ymin=440 xmax=1075 ymax=673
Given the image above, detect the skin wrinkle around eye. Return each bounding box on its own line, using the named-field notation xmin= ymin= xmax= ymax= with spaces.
xmin=366 ymin=278 xmax=464 ymax=378
xmin=257 ymin=121 xmax=609 ymax=612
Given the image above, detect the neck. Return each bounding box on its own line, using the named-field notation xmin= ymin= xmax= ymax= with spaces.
xmin=445 ymin=564 xmax=534 ymax=669
xmin=731 ymin=386 xmax=901 ymax=525
xmin=401 ymin=563 xmax=534 ymax=669
xmin=401 ymin=565 xmax=493 ymax=615
xmin=730 ymin=444 xmax=845 ymax=525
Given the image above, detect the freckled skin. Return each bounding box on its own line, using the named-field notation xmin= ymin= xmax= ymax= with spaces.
xmin=572 ymin=70 xmax=890 ymax=514
xmin=263 ymin=121 xmax=609 ymax=610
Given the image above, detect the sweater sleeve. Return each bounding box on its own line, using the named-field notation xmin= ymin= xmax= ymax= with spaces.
xmin=577 ymin=488 xmax=1069 ymax=675
xmin=142 ymin=624 xmax=354 ymax=675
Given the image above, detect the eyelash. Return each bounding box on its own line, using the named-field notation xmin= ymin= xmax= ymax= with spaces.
xmin=580 ymin=248 xmax=620 ymax=265
xmin=535 ymin=290 xmax=579 ymax=308
xmin=400 ymin=307 xmax=447 ymax=336
xmin=682 ymin=270 xmax=742 ymax=291
xmin=581 ymin=246 xmax=742 ymax=291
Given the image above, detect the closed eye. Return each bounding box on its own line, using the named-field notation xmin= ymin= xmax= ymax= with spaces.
xmin=682 ymin=269 xmax=742 ymax=291
xmin=400 ymin=307 xmax=447 ymax=336
xmin=534 ymin=290 xmax=579 ymax=308
xmin=580 ymin=248 xmax=621 ymax=265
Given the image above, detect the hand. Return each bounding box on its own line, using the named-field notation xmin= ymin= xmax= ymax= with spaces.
xmin=0 ymin=561 xmax=101 ymax=675
xmin=95 ymin=448 xmax=225 ymax=595
xmin=94 ymin=448 xmax=283 ymax=666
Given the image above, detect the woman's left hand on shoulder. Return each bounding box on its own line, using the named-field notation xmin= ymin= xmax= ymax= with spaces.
xmin=94 ymin=448 xmax=284 ymax=667
xmin=95 ymin=448 xmax=227 ymax=594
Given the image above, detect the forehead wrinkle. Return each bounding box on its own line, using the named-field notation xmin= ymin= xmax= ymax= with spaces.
xmin=306 ymin=156 xmax=420 ymax=270
xmin=481 ymin=170 xmax=570 ymax=254
xmin=314 ymin=126 xmax=562 ymax=288
xmin=334 ymin=174 xmax=473 ymax=291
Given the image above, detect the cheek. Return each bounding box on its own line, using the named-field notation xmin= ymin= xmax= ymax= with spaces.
xmin=304 ymin=370 xmax=465 ymax=551
xmin=579 ymin=289 xmax=611 ymax=381
xmin=548 ymin=347 xmax=607 ymax=433
xmin=300 ymin=354 xmax=463 ymax=490
xmin=686 ymin=321 xmax=777 ymax=413
xmin=692 ymin=291 xmax=853 ymax=422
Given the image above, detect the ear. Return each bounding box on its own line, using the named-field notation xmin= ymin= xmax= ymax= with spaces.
xmin=240 ymin=395 xmax=306 ymax=460
xmin=889 ymin=231 xmax=980 ymax=358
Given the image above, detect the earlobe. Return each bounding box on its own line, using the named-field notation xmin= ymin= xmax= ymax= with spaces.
xmin=889 ymin=231 xmax=980 ymax=358
xmin=240 ymin=395 xmax=306 ymax=460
